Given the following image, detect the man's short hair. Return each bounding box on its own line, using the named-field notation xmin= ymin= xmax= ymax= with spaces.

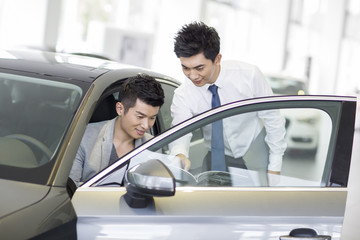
xmin=118 ymin=74 xmax=164 ymax=113
xmin=174 ymin=21 xmax=220 ymax=62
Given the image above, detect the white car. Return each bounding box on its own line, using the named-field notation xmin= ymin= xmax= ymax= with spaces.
xmin=267 ymin=74 xmax=320 ymax=154
xmin=266 ymin=74 xmax=308 ymax=96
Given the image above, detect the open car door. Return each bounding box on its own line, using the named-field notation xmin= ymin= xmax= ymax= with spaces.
xmin=73 ymin=96 xmax=356 ymax=240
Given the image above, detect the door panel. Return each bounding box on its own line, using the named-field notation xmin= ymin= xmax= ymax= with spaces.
xmin=74 ymin=187 xmax=344 ymax=239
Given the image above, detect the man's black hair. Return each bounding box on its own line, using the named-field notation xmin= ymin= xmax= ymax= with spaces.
xmin=174 ymin=21 xmax=220 ymax=62
xmin=118 ymin=74 xmax=164 ymax=113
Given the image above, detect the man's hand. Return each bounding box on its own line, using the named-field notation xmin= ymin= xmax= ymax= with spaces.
xmin=176 ymin=153 xmax=191 ymax=170
xmin=267 ymin=170 xmax=280 ymax=175
xmin=267 ymin=170 xmax=280 ymax=186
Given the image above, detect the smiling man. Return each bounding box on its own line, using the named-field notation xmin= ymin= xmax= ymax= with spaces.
xmin=70 ymin=74 xmax=164 ymax=186
xmin=170 ymin=22 xmax=287 ymax=182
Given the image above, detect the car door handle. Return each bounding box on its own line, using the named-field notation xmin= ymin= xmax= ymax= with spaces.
xmin=280 ymin=228 xmax=331 ymax=240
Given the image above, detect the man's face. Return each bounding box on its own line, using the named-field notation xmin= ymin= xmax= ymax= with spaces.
xmin=180 ymin=52 xmax=221 ymax=87
xmin=116 ymin=99 xmax=159 ymax=139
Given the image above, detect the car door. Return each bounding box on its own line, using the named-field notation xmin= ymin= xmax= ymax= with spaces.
xmin=72 ymin=95 xmax=356 ymax=240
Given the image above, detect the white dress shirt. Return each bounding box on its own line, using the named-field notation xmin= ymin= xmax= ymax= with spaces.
xmin=170 ymin=60 xmax=287 ymax=172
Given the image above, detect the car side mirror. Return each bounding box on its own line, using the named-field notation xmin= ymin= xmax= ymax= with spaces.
xmin=124 ymin=159 xmax=176 ymax=208
xmin=280 ymin=228 xmax=331 ymax=240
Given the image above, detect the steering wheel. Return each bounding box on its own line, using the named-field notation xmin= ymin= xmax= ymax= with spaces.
xmin=5 ymin=134 xmax=53 ymax=159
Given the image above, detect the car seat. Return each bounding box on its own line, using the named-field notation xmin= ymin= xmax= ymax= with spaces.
xmin=90 ymin=94 xmax=118 ymax=123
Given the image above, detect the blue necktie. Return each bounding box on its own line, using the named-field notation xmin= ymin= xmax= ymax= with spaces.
xmin=208 ymin=85 xmax=226 ymax=171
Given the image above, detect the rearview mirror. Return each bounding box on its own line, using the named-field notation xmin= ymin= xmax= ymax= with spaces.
xmin=124 ymin=159 xmax=175 ymax=208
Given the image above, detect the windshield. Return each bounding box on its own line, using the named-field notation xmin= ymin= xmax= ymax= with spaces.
xmin=0 ymin=72 xmax=82 ymax=168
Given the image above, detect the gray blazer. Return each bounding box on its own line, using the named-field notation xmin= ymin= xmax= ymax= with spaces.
xmin=69 ymin=117 xmax=151 ymax=186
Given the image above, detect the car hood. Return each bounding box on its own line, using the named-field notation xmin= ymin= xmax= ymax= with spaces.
xmin=0 ymin=179 xmax=50 ymax=217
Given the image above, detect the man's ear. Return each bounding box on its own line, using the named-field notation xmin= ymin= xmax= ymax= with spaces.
xmin=116 ymin=102 xmax=124 ymax=116
xmin=215 ymin=54 xmax=222 ymax=65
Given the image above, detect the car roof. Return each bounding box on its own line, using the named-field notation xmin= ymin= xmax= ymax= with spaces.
xmin=0 ymin=49 xmax=140 ymax=83
xmin=0 ymin=48 xmax=181 ymax=91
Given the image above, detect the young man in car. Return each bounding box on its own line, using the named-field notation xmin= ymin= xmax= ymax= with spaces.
xmin=70 ymin=74 xmax=165 ymax=186
xmin=170 ymin=21 xmax=287 ymax=182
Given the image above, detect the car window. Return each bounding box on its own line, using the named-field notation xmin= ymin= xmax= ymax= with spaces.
xmin=76 ymin=77 xmax=178 ymax=186
xmin=157 ymin=80 xmax=178 ymax=132
xmin=0 ymin=73 xmax=82 ymax=168
xmin=131 ymin=106 xmax=333 ymax=188
xmin=89 ymin=78 xmax=178 ymax=135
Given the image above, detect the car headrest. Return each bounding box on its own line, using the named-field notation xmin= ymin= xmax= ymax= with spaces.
xmin=90 ymin=94 xmax=118 ymax=123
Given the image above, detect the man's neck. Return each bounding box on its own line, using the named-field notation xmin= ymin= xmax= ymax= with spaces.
xmin=113 ymin=118 xmax=135 ymax=147
xmin=210 ymin=64 xmax=221 ymax=84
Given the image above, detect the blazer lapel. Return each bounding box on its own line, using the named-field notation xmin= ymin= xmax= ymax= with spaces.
xmin=89 ymin=118 xmax=116 ymax=173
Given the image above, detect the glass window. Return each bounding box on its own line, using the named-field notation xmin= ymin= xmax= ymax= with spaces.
xmin=129 ymin=107 xmax=332 ymax=188
xmin=0 ymin=73 xmax=82 ymax=168
xmin=157 ymin=80 xmax=178 ymax=132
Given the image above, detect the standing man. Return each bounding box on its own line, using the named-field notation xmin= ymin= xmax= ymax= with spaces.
xmin=70 ymin=74 xmax=165 ymax=186
xmin=170 ymin=21 xmax=286 ymax=179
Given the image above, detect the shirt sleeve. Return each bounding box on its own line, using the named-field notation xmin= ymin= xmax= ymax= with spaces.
xmin=259 ymin=109 xmax=287 ymax=172
xmin=251 ymin=66 xmax=274 ymax=97
xmin=252 ymin=67 xmax=287 ymax=172
xmin=169 ymin=87 xmax=193 ymax=157
xmin=171 ymin=86 xmax=194 ymax=126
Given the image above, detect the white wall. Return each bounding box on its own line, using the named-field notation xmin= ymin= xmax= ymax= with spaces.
xmin=0 ymin=0 xmax=47 ymax=49
xmin=0 ymin=0 xmax=359 ymax=95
